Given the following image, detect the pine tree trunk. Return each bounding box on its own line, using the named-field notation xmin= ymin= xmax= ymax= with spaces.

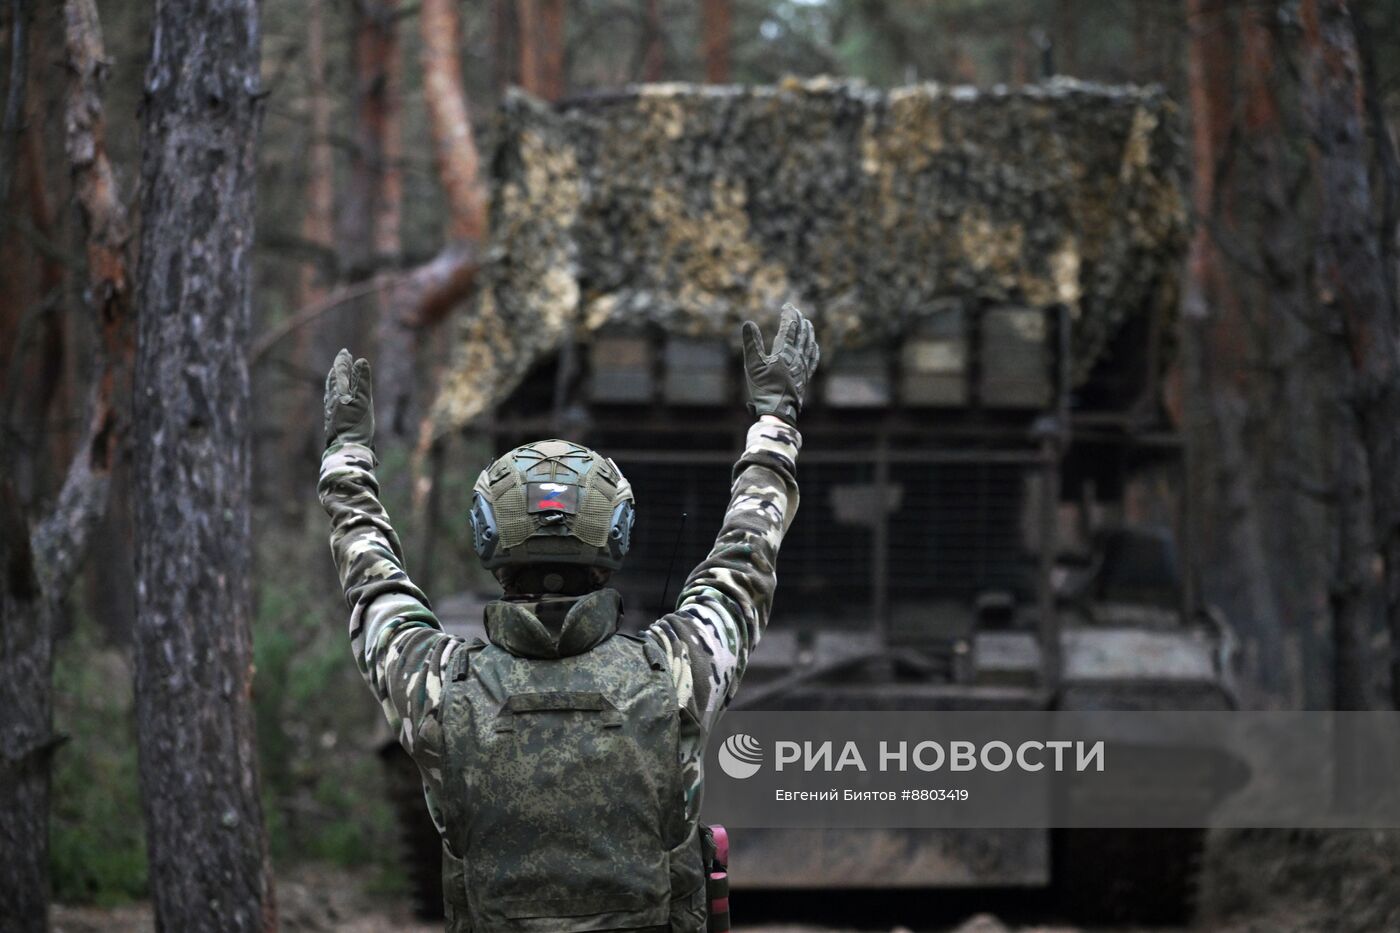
xmin=1182 ymin=0 xmax=1390 ymax=708
xmin=1056 ymin=0 xmax=1077 ymax=76
xmin=492 ymin=0 xmax=516 ymax=92
xmin=326 ymin=0 xmax=390 ymax=372
xmin=518 ymin=0 xmax=566 ymax=100
xmin=0 ymin=2 xmax=139 ymax=920
xmin=131 ymin=1 xmax=273 ymax=929
xmin=298 ymin=0 xmax=334 ymax=313
xmin=363 ymin=0 xmax=414 ymax=439
xmin=539 ymin=0 xmax=566 ymax=100
xmin=701 ymin=0 xmax=731 ymax=83
xmin=345 ymin=1 xmax=397 ymax=283
xmin=1183 ymin=0 xmax=1286 ymax=700
xmin=403 ymin=0 xmax=489 ymax=545
xmin=1301 ymin=0 xmax=1400 ymax=709
xmin=1182 ymin=0 xmax=1349 ymax=706
xmin=421 ymin=0 xmax=485 ymax=245
xmin=641 ymin=0 xmax=663 ymax=81
xmin=0 ymin=479 xmax=53 ymax=933
xmin=283 ymin=0 xmax=337 ymax=503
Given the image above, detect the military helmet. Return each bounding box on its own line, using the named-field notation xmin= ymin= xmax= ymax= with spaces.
xmin=468 ymin=439 xmax=635 ymax=571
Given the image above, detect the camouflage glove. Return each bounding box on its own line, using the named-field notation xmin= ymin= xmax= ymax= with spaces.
xmin=740 ymin=302 xmax=821 ymax=425
xmin=323 ymin=348 xmax=375 ymax=451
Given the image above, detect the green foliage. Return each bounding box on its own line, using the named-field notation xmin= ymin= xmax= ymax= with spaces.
xmin=251 ymin=515 xmax=407 ymax=887
xmin=48 ymin=498 xmax=414 ymax=907
xmin=49 ymin=630 xmax=148 ymax=906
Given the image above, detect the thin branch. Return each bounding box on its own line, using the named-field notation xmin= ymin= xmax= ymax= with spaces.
xmin=31 ymin=365 xmax=116 ymax=594
xmin=250 ymin=278 xmax=384 ymax=363
xmin=4 ymin=211 xmax=83 ymax=268
xmin=399 ymin=241 xmax=478 ymax=328
xmin=257 ymin=231 xmax=341 ymax=270
xmin=250 ymin=247 xmax=481 ymax=365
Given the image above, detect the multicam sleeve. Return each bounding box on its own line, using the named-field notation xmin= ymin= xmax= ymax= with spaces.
xmin=645 ymin=415 xmax=801 ymax=739
xmin=318 ymin=441 xmax=460 ymax=788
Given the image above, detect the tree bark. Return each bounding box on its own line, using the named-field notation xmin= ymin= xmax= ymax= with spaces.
xmin=421 ymin=0 xmax=485 ymax=246
xmin=518 ymin=0 xmax=566 ymax=100
xmin=1332 ymin=422 xmax=1375 ymax=711
xmin=493 ymin=0 xmax=517 ymax=93
xmin=404 ymin=0 xmax=490 ymax=535
xmin=1182 ymin=0 xmax=1349 ymax=706
xmin=372 ymin=3 xmax=402 ymax=272
xmin=344 ymin=0 xmax=399 ymax=282
xmin=0 ymin=1 xmax=136 ymax=922
xmin=0 ymin=480 xmax=53 ymax=933
xmin=280 ymin=0 xmax=338 ymax=507
xmin=518 ymin=0 xmax=540 ymax=95
xmin=362 ymin=0 xmax=414 ymax=439
xmin=1056 ymin=0 xmax=1077 ymax=76
xmin=0 ymin=0 xmax=28 ymax=208
xmin=1010 ymin=12 xmax=1029 ymax=86
xmin=539 ymin=0 xmax=566 ymax=100
xmin=701 ymin=0 xmax=731 ymax=83
xmin=298 ymin=0 xmax=335 ymax=313
xmin=1182 ymin=0 xmax=1394 ymax=708
xmin=641 ymin=0 xmax=663 ymax=82
xmin=2 ymin=3 xmax=64 ymax=504
xmin=1183 ymin=0 xmax=1284 ymax=700
xmin=1300 ymin=0 xmax=1400 ymax=708
xmin=131 ymin=1 xmax=273 ymax=929
xmin=418 ymin=0 xmax=487 ymax=315
xmin=324 ymin=0 xmax=392 ymax=376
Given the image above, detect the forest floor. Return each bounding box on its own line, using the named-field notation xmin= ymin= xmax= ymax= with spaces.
xmin=51 ymin=863 xmax=439 ymax=933
xmin=49 ymin=828 xmax=1400 ymax=933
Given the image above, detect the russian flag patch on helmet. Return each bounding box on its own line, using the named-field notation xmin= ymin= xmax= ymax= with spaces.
xmin=526 ymin=482 xmax=581 ymax=514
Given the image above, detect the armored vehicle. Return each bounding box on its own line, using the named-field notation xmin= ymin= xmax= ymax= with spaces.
xmin=387 ymin=79 xmax=1238 ymax=922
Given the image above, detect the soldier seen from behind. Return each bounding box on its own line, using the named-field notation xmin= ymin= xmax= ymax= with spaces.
xmin=318 ymin=304 xmax=820 ymax=932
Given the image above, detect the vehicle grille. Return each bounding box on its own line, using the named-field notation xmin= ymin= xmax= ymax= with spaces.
xmin=610 ymin=453 xmax=1031 ymax=625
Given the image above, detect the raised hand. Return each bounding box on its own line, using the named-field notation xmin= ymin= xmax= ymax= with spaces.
xmin=740 ymin=302 xmax=821 ymax=425
xmin=323 ymin=348 xmax=375 ymax=450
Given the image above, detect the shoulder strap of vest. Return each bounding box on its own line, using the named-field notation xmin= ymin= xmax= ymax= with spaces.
xmin=450 ymin=636 xmax=487 ymax=682
xmin=615 ymin=630 xmax=667 ymax=672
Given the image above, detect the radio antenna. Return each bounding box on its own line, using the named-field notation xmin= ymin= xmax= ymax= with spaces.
xmin=658 ymin=512 xmax=688 ymax=613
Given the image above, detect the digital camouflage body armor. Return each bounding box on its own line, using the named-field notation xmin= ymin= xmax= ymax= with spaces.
xmin=439 ymin=590 xmax=706 ymax=932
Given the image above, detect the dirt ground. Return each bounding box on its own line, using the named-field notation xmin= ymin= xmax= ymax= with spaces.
xmin=49 ymin=829 xmax=1400 ymax=933
xmin=48 ymin=900 xmax=1127 ymax=933
xmin=51 ymin=864 xmax=439 ymax=933
xmin=48 ymin=886 xmax=1161 ymax=933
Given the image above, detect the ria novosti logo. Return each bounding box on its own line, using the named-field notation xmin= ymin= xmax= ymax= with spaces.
xmin=718 ymin=733 xmax=764 ymax=779
xmin=715 ymin=733 xmax=1105 ymax=779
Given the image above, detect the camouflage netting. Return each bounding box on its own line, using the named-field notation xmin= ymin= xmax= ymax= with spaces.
xmin=432 ymin=77 xmax=1186 ymax=433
